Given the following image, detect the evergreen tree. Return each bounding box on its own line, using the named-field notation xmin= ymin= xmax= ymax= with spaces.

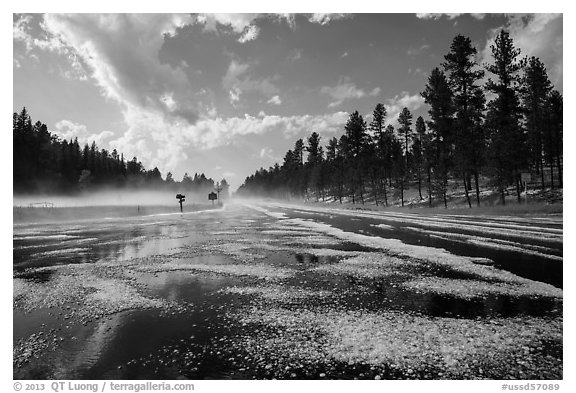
xmin=546 ymin=90 xmax=563 ymax=187
xmin=306 ymin=132 xmax=324 ymax=200
xmin=485 ymin=30 xmax=526 ymax=204
xmin=421 ymin=67 xmax=455 ymax=208
xmin=397 ymin=107 xmax=413 ymax=205
xmin=369 ymin=103 xmax=387 ymax=137
xmin=443 ymin=34 xmax=486 ymax=206
xmin=369 ymin=103 xmax=388 ymax=205
xmin=413 ymin=116 xmax=426 ymax=200
xmin=344 ymin=111 xmax=369 ymax=204
xmin=325 ymin=137 xmax=344 ymax=203
xmin=306 ymin=132 xmax=323 ymax=166
xmin=520 ymin=56 xmax=553 ymax=189
xmin=397 ymin=107 xmax=413 ymax=169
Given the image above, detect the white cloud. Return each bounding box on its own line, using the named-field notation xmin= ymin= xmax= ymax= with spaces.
xmin=238 ymin=25 xmax=260 ymax=43
xmin=229 ymin=87 xmax=241 ymax=105
xmin=105 ymin=104 xmax=349 ymax=171
xmin=255 ymin=147 xmax=282 ymax=163
xmin=308 ymin=14 xmax=349 ymax=25
xmin=160 ymin=93 xmax=177 ymax=111
xmin=53 ymin=119 xmax=115 ymax=147
xmin=416 ymin=13 xmax=485 ymax=20
xmin=321 ymin=79 xmax=380 ymax=108
xmin=13 ymin=15 xmax=35 ymax=51
xmin=25 ymin=14 xmax=206 ymax=170
xmin=289 ymin=49 xmax=302 ymax=62
xmin=196 ymin=14 xmax=259 ymax=34
xmin=385 ymin=92 xmax=425 ymax=126
xmin=267 ymin=95 xmax=282 ymax=105
xmin=479 ymin=14 xmax=563 ymax=89
xmin=37 ymin=14 xmax=196 ymax=121
xmin=222 ymin=59 xmax=279 ymax=103
xmin=369 ymin=87 xmax=381 ymax=97
xmin=13 ymin=15 xmax=87 ymax=80
xmin=15 ymin=13 xmax=354 ymax=175
xmin=408 ymin=67 xmax=426 ymax=77
xmin=259 ymin=147 xmax=276 ymax=159
xmin=195 ymin=13 xmax=350 ymax=41
xmin=407 ymin=44 xmax=431 ymax=56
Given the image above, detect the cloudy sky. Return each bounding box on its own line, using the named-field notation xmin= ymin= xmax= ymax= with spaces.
xmin=13 ymin=13 xmax=563 ymax=190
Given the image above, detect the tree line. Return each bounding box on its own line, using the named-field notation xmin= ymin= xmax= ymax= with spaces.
xmin=237 ymin=31 xmax=563 ymax=207
xmin=13 ymin=108 xmax=230 ymax=199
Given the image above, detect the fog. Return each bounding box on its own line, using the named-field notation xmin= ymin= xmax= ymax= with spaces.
xmin=13 ymin=188 xmax=218 ymax=208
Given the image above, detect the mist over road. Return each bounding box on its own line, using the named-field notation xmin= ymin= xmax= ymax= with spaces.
xmin=13 ymin=202 xmax=562 ymax=379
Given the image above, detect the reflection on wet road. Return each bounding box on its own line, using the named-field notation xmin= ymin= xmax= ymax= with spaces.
xmin=13 ymin=203 xmax=562 ymax=380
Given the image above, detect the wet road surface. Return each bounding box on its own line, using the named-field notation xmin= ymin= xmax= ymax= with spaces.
xmin=13 ymin=203 xmax=562 ymax=380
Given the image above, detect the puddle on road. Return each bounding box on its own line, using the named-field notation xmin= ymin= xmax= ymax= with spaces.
xmin=283 ymin=211 xmax=563 ymax=288
xmin=13 ymin=206 xmax=563 ymax=379
xmin=14 ymin=247 xmax=562 ymax=379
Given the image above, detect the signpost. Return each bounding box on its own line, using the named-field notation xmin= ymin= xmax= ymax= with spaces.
xmin=176 ymin=193 xmax=185 ymax=212
xmin=208 ymin=191 xmax=218 ymax=205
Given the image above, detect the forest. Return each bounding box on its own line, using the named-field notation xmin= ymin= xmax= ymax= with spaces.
xmin=237 ymin=31 xmax=563 ymax=207
xmin=13 ymin=108 xmax=230 ymax=199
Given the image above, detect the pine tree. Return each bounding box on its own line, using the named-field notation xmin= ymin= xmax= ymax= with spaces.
xmin=369 ymin=103 xmax=388 ymax=205
xmin=397 ymin=107 xmax=413 ymax=206
xmin=369 ymin=103 xmax=387 ymax=137
xmin=306 ymin=132 xmax=324 ymax=200
xmin=397 ymin=107 xmax=413 ymax=169
xmin=485 ymin=30 xmax=526 ymax=204
xmin=325 ymin=137 xmax=344 ymax=203
xmin=520 ymin=56 xmax=553 ymax=189
xmin=546 ymin=90 xmax=563 ymax=188
xmin=443 ymin=34 xmax=486 ymax=207
xmin=413 ymin=116 xmax=426 ymax=200
xmin=344 ymin=111 xmax=369 ymax=204
xmin=421 ymin=67 xmax=455 ymax=208
xmin=293 ymin=139 xmax=306 ymax=198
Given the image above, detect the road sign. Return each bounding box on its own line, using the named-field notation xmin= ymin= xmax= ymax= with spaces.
xmin=208 ymin=192 xmax=217 ymax=201
xmin=176 ymin=194 xmax=185 ymax=212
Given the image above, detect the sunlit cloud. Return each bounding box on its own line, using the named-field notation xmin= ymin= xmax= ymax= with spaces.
xmin=53 ymin=119 xmax=115 ymax=147
xmin=416 ymin=13 xmax=486 ymax=20
xmin=267 ymin=95 xmax=282 ymax=105
xmin=385 ymin=92 xmax=425 ymax=126
xmin=479 ymin=14 xmax=563 ymax=89
xmin=321 ymin=79 xmax=381 ymax=108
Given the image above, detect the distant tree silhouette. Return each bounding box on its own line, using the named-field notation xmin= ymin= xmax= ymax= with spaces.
xmin=13 ymin=108 xmax=221 ymax=198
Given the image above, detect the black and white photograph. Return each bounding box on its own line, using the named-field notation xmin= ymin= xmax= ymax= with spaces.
xmin=9 ymin=2 xmax=569 ymax=390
